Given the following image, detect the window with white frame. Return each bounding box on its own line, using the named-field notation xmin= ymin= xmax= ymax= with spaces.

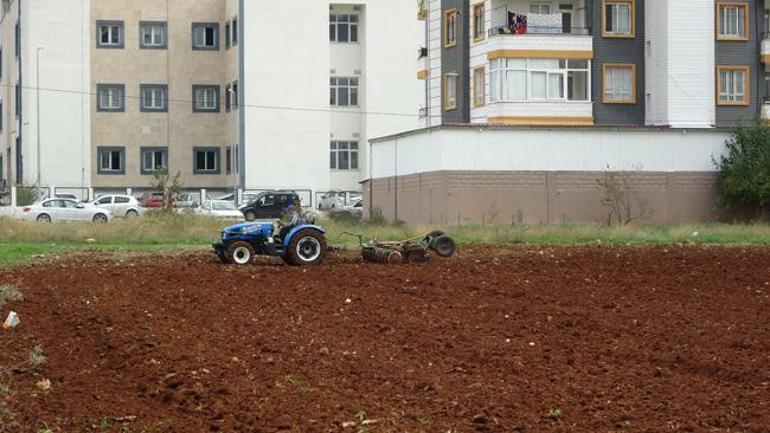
xmin=530 ymin=3 xmax=552 ymax=14
xmin=603 ymin=1 xmax=633 ymax=36
xmin=718 ymin=66 xmax=749 ymax=105
xmin=194 ymin=147 xmax=220 ymax=173
xmin=97 ymin=147 xmax=125 ymax=174
xmin=718 ymin=3 xmax=747 ymax=40
xmin=192 ymin=23 xmax=219 ymax=50
xmin=489 ymin=58 xmax=590 ymax=102
xmin=97 ymin=21 xmax=123 ymax=48
xmin=330 ymin=77 xmax=359 ymax=106
xmin=140 ymin=85 xmax=167 ymax=112
xmin=330 ymin=14 xmax=359 ymax=43
xmin=141 ymin=147 xmax=168 ymax=174
xmin=140 ymin=21 xmax=167 ymax=48
xmin=193 ymin=85 xmax=219 ymax=112
xmin=603 ymin=64 xmax=635 ymax=103
xmin=97 ymin=84 xmax=125 ymax=111
xmin=330 ymin=141 xmax=359 ymax=170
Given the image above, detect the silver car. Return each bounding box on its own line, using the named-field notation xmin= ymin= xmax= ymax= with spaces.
xmin=21 ymin=198 xmax=111 ymax=223
xmin=91 ymin=195 xmax=142 ymax=218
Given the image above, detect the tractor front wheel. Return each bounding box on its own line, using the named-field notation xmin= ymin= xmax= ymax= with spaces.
xmin=227 ymin=241 xmax=255 ymax=265
xmin=286 ymin=230 xmax=327 ymax=266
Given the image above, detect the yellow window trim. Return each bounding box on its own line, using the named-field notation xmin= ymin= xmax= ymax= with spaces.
xmin=716 ymin=2 xmax=749 ymax=42
xmin=602 ymin=63 xmax=637 ymax=104
xmin=472 ymin=2 xmax=486 ymax=43
xmin=487 ymin=49 xmax=593 ymax=60
xmin=444 ymin=73 xmax=458 ymax=111
xmin=488 ymin=116 xmax=595 ymax=126
xmin=444 ymin=9 xmax=458 ymax=48
xmin=716 ymin=65 xmax=751 ymax=106
xmin=601 ymin=0 xmax=635 ymax=39
xmin=473 ymin=66 xmax=486 ymax=108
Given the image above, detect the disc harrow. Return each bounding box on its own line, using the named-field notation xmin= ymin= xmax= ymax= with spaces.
xmin=347 ymin=231 xmax=456 ymax=264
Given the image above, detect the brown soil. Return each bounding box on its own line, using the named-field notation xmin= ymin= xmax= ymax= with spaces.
xmin=0 ymin=246 xmax=769 ymax=433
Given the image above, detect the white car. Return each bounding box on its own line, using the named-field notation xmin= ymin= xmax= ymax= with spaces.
xmin=318 ymin=190 xmax=362 ymax=210
xmin=196 ymin=200 xmax=245 ymax=221
xmin=91 ymin=195 xmax=142 ymax=218
xmin=21 ymin=198 xmax=111 ymax=223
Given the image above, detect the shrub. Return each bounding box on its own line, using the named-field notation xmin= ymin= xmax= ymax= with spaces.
xmin=715 ymin=125 xmax=770 ymax=219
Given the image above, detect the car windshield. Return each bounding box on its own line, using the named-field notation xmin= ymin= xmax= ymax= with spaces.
xmin=212 ymin=202 xmax=236 ymax=211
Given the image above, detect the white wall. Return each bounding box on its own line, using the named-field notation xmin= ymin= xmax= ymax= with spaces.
xmin=371 ymin=127 xmax=729 ymax=179
xmin=427 ymin=0 xmax=442 ymax=126
xmin=22 ymin=0 xmax=91 ymax=188
xmin=242 ymin=0 xmax=331 ymax=193
xmin=645 ymin=0 xmax=715 ymax=128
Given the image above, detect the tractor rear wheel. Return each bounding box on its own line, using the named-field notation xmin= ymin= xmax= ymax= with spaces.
xmin=431 ymin=235 xmax=456 ymax=258
xmin=286 ymin=229 xmax=327 ymax=266
xmin=227 ymin=241 xmax=255 ymax=265
xmin=423 ymin=230 xmax=446 ymax=248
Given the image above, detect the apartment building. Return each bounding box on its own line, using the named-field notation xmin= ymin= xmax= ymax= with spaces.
xmin=0 ymin=0 xmax=423 ymax=203
xmin=366 ymin=0 xmax=762 ymax=224
xmin=419 ymin=0 xmax=765 ymax=127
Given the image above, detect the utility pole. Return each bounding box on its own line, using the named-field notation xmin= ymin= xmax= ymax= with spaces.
xmin=36 ymin=46 xmax=43 ymax=185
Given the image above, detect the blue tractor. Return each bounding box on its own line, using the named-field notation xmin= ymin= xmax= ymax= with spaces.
xmin=213 ymin=221 xmax=327 ymax=266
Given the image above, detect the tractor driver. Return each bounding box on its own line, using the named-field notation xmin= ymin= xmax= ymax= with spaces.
xmin=278 ymin=199 xmax=302 ymax=240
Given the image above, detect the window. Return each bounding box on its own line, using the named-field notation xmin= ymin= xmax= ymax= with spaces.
xmin=473 ymin=67 xmax=486 ymax=107
xmin=96 ymin=196 xmax=112 ymax=205
xmin=232 ymin=17 xmax=238 ymax=45
xmin=330 ymin=141 xmax=359 ymax=170
xmin=1 ymin=48 xmax=3 ymax=79
xmin=444 ymin=9 xmax=457 ymax=48
xmin=115 ymin=196 xmax=130 ymax=204
xmin=489 ymin=58 xmax=590 ymax=102
xmin=603 ymin=64 xmax=636 ymax=104
xmin=0 ymin=102 xmax=3 ymax=131
xmin=330 ymin=77 xmax=359 ymax=106
xmin=192 ymin=23 xmax=219 ymax=50
xmin=330 ymin=14 xmax=359 ymax=43
xmin=193 ymin=85 xmax=220 ymax=112
xmin=140 ymin=21 xmax=167 ymax=49
xmin=97 ymin=84 xmax=125 ymax=112
xmin=225 ymin=83 xmax=232 ymax=111
xmin=530 ymin=3 xmax=552 ymax=14
xmin=473 ymin=3 xmax=485 ymax=42
xmin=717 ymin=2 xmax=748 ymax=41
xmin=194 ymin=147 xmax=220 ymax=174
xmin=96 ymin=20 xmax=124 ymax=48
xmin=602 ymin=0 xmax=634 ymax=38
xmin=140 ymin=147 xmax=168 ymax=174
xmin=140 ymin=84 xmax=168 ymax=112
xmin=444 ymin=73 xmax=458 ymax=110
xmin=97 ymin=147 xmax=125 ymax=175
xmin=232 ymin=81 xmax=238 ymax=110
xmin=14 ymin=82 xmax=20 ymax=117
xmin=225 ymin=22 xmax=231 ymax=48
xmin=717 ymin=66 xmax=750 ymax=105
xmin=226 ymin=146 xmax=232 ymax=174
xmin=15 ymin=21 xmax=20 ymax=57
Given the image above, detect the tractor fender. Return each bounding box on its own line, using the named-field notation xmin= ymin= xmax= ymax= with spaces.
xmin=282 ymin=225 xmax=326 ymax=248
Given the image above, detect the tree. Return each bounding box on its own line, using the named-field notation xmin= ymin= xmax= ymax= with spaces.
xmin=596 ymin=169 xmax=653 ymax=226
xmin=715 ymin=125 xmax=770 ymax=219
xmin=149 ymin=167 xmax=183 ymax=212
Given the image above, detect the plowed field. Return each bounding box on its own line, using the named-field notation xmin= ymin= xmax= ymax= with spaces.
xmin=1 ymin=246 xmax=768 ymax=433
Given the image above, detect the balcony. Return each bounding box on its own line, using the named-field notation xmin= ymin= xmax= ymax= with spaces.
xmin=484 ymin=1 xmax=593 ymax=59
xmin=762 ymin=33 xmax=770 ymax=68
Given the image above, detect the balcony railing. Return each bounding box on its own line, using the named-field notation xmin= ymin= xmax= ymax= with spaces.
xmin=489 ymin=12 xmax=591 ymax=36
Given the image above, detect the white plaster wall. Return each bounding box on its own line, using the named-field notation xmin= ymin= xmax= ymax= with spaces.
xmin=371 ymin=128 xmax=729 ymax=179
xmin=644 ymin=0 xmax=668 ymax=125
xmin=477 ymin=101 xmax=593 ymax=121
xmin=486 ymin=32 xmax=593 ymax=53
xmin=242 ymin=0 xmax=330 ymax=192
xmin=22 ymin=0 xmax=91 ymax=188
xmin=427 ymin=0 xmax=442 ymax=126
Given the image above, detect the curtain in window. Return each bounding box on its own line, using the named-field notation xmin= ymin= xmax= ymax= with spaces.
xmin=193 ymin=27 xmax=205 ymax=46
xmin=606 ymin=67 xmax=632 ymax=101
xmin=616 ymin=5 xmax=631 ymax=34
xmin=530 ymin=72 xmax=547 ymax=99
xmin=548 ymin=73 xmax=564 ymax=99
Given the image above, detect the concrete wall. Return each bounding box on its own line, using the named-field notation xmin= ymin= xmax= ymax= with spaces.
xmin=366 ymin=125 xmax=732 ymax=224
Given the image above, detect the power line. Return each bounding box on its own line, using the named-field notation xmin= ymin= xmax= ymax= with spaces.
xmin=2 ymin=82 xmax=424 ymax=119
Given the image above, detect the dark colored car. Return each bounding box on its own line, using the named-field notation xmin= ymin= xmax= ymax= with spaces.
xmin=239 ymin=191 xmax=300 ymax=221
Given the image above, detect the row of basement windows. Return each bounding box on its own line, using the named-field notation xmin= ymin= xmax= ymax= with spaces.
xmin=97 ymin=19 xmax=237 ymax=50
xmin=96 ymin=83 xmax=238 ymax=113
xmin=444 ymin=60 xmax=751 ymax=109
xmin=98 ymin=142 xmax=360 ymax=176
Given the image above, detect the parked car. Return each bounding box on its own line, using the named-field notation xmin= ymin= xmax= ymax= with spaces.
xmin=318 ymin=190 xmax=362 ymax=210
xmin=21 ymin=198 xmax=111 ymax=223
xmin=330 ymin=199 xmax=363 ymax=219
xmin=176 ymin=193 xmax=200 ymax=209
xmin=196 ymin=200 xmax=245 ymax=221
xmin=239 ymin=191 xmax=300 ymax=221
xmin=90 ymin=195 xmax=142 ymax=218
xmin=139 ymin=192 xmax=173 ymax=208
xmin=216 ymin=192 xmax=261 ymax=206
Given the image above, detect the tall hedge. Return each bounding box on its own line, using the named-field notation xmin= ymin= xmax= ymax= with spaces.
xmin=715 ymin=125 xmax=770 ymax=218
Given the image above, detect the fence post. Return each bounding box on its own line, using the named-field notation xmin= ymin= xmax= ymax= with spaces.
xmin=237 ymin=189 xmax=243 ymax=205
xmin=126 ymin=187 xmax=133 ymax=197
xmin=200 ymin=189 xmax=207 ymax=206
xmin=10 ymin=186 xmax=17 ymax=207
xmin=88 ymin=187 xmax=94 ymax=202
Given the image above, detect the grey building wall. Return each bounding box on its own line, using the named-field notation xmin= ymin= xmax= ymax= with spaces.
xmin=591 ymin=0 xmax=646 ymax=126
xmin=715 ymin=0 xmax=763 ymax=127
xmin=441 ymin=0 xmax=470 ymax=123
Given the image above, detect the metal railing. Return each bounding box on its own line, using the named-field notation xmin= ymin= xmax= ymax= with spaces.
xmin=489 ymin=24 xmax=591 ymax=36
xmin=488 ymin=12 xmax=591 ymax=36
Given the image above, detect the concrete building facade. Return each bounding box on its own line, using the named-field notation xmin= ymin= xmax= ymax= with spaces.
xmin=0 ymin=0 xmax=424 ymax=204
